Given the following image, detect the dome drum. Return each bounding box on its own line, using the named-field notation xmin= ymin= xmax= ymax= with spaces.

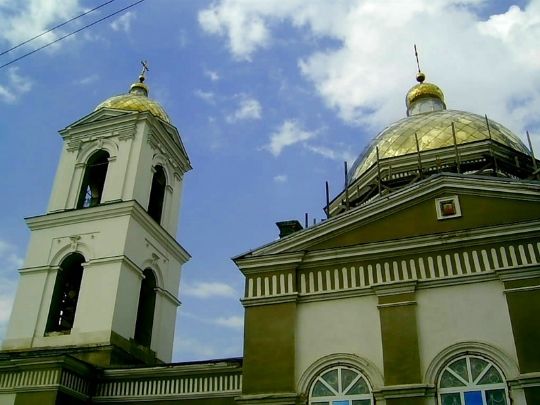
xmin=328 ymin=139 xmax=537 ymax=217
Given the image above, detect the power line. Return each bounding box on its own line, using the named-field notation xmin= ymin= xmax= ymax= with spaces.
xmin=0 ymin=0 xmax=117 ymax=57
xmin=0 ymin=0 xmax=145 ymax=71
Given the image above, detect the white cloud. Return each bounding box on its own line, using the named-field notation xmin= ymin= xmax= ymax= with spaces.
xmin=305 ymin=145 xmax=355 ymax=164
xmin=0 ymin=0 xmax=82 ymax=47
xmin=213 ymin=315 xmax=243 ymax=330
xmin=194 ymin=89 xmax=216 ymax=103
xmin=0 ymin=68 xmax=32 ymax=104
xmin=198 ymin=0 xmax=540 ymax=146
xmin=226 ymin=97 xmax=262 ymax=123
xmin=75 ymin=74 xmax=99 ymax=85
xmin=273 ymin=174 xmax=288 ymax=183
xmin=110 ymin=11 xmax=135 ymax=33
xmin=265 ymin=120 xmax=316 ymax=156
xmin=198 ymin=1 xmax=272 ymax=61
xmin=174 ymin=336 xmax=217 ymax=359
xmin=182 ymin=281 xmax=237 ymax=299
xmin=0 ymin=240 xmax=23 ymax=341
xmin=205 ymin=69 xmax=220 ymax=81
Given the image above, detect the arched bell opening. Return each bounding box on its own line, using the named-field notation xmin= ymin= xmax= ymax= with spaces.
xmin=134 ymin=268 xmax=157 ymax=347
xmin=77 ymin=150 xmax=110 ymax=209
xmin=148 ymin=165 xmax=167 ymax=224
xmin=46 ymin=252 xmax=85 ymax=334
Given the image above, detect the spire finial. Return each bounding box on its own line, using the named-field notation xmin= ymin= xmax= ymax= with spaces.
xmin=139 ymin=60 xmax=150 ymax=83
xmin=414 ymin=44 xmax=425 ymax=83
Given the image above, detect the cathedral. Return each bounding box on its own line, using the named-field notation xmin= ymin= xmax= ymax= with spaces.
xmin=0 ymin=66 xmax=538 ymax=405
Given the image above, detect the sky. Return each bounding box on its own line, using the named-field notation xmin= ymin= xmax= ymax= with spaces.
xmin=0 ymin=0 xmax=539 ymax=362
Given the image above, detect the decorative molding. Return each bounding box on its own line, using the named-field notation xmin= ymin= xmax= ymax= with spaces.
xmin=243 ymin=240 xmax=540 ymax=302
xmin=373 ymin=383 xmax=434 ymax=400
xmin=423 ymin=341 xmax=520 ymax=384
xmin=155 ymin=287 xmax=181 ymax=306
xmin=297 ymin=353 xmax=384 ymax=395
xmin=93 ymin=371 xmax=241 ymax=402
xmin=235 ymin=392 xmax=303 ymax=405
xmin=507 ymin=372 xmax=540 ymax=389
xmin=25 ymin=200 xmax=190 ymax=263
xmin=435 ymin=195 xmax=462 ymax=220
xmin=377 ymin=300 xmax=416 ymax=309
xmin=241 ymin=293 xmax=298 ymax=307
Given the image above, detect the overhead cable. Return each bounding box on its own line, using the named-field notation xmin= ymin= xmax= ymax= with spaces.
xmin=0 ymin=0 xmax=117 ymax=57
xmin=0 ymin=0 xmax=145 ymax=71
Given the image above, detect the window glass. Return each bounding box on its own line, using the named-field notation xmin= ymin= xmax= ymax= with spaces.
xmin=309 ymin=366 xmax=373 ymax=405
xmin=437 ymin=355 xmax=508 ymax=405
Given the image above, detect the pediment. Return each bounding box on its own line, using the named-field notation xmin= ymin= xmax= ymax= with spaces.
xmin=63 ymin=108 xmax=136 ymax=129
xmin=236 ymin=174 xmax=540 ymax=260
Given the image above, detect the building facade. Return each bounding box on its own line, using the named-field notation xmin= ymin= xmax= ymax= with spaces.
xmin=0 ymin=70 xmax=538 ymax=405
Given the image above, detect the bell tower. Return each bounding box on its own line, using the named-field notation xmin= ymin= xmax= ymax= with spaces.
xmin=2 ymin=69 xmax=191 ymax=366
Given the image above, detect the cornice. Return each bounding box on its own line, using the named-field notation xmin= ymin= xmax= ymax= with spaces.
xmin=234 ymin=252 xmax=305 ymax=274
xmin=26 ymin=201 xmax=190 ymax=263
xmin=241 ymin=293 xmax=298 ymax=307
xmin=101 ymin=359 xmax=242 ymax=379
xmin=241 ymin=220 xmax=540 ymax=272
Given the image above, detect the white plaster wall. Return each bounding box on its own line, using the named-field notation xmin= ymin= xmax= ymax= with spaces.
xmin=296 ymin=295 xmax=384 ymax=387
xmin=5 ymin=215 xmax=130 ymax=347
xmin=152 ymin=293 xmax=178 ymax=362
xmin=3 ymin=269 xmax=50 ymax=348
xmin=47 ymin=144 xmax=76 ymax=212
xmin=111 ymin=261 xmax=143 ymax=340
xmin=416 ymin=280 xmax=519 ymax=381
xmin=170 ymin=174 xmax=184 ymax=237
xmin=130 ymin=123 xmax=153 ymax=208
xmin=124 ymin=218 xmax=182 ymax=297
xmin=74 ymin=261 xmax=122 ymax=335
xmin=23 ymin=216 xmax=131 ymax=268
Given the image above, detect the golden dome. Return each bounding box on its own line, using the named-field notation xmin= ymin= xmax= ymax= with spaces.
xmin=348 ymin=109 xmax=530 ymax=183
xmin=406 ymin=81 xmax=445 ymax=109
xmin=95 ymin=76 xmax=171 ymax=123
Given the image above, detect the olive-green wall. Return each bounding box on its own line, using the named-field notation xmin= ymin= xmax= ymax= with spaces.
xmin=504 ymin=277 xmax=540 ymax=373
xmin=314 ymin=194 xmax=540 ymax=250
xmin=14 ymin=391 xmax=57 ymax=405
xmin=378 ymin=293 xmax=421 ymax=385
xmin=242 ymin=302 xmax=296 ymax=394
xmin=524 ymin=386 xmax=540 ymax=404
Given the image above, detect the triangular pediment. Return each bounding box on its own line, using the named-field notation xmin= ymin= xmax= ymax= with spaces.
xmin=64 ymin=107 xmax=136 ymax=129
xmin=235 ymin=174 xmax=540 ymax=260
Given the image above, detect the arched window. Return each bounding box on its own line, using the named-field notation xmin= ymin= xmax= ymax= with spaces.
xmin=147 ymin=165 xmax=166 ymax=223
xmin=46 ymin=253 xmax=85 ymax=333
xmin=77 ymin=150 xmax=110 ymax=208
xmin=438 ymin=355 xmax=509 ymax=405
xmin=309 ymin=365 xmax=373 ymax=405
xmin=134 ymin=268 xmax=157 ymax=347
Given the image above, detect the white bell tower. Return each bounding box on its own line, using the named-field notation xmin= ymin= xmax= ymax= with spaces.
xmin=2 ymin=70 xmax=191 ymax=366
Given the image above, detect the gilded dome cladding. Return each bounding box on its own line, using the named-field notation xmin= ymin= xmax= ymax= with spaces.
xmin=95 ymin=93 xmax=171 ymax=123
xmin=348 ymin=110 xmax=530 ymax=183
xmin=94 ymin=78 xmax=171 ymax=123
xmin=406 ymin=82 xmax=445 ymax=108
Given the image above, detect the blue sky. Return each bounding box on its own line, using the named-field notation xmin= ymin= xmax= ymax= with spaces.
xmin=0 ymin=0 xmax=539 ymax=361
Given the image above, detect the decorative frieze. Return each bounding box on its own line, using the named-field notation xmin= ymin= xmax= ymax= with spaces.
xmin=244 ymin=241 xmax=540 ymax=301
xmin=94 ymin=372 xmax=242 ymax=401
